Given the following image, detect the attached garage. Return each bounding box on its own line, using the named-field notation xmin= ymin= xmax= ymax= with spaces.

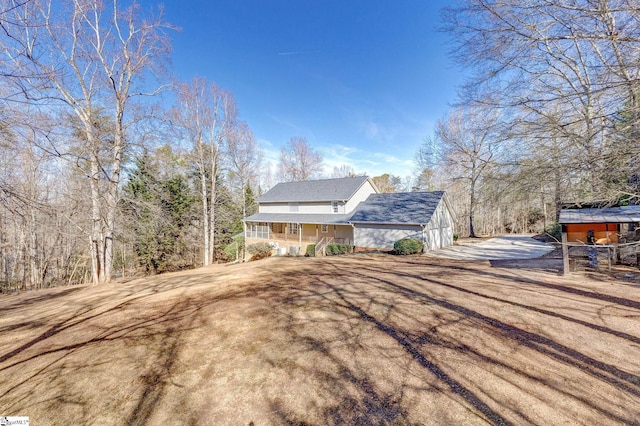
xmin=349 ymin=191 xmax=455 ymax=251
xmin=354 ymin=224 xmax=423 ymax=249
xmin=423 ymin=197 xmax=455 ymax=250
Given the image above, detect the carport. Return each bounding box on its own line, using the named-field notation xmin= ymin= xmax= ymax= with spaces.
xmin=558 ymin=205 xmax=640 ymax=274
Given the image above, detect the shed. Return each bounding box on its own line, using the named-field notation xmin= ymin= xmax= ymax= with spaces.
xmin=349 ymin=191 xmax=455 ymax=251
xmin=558 ymin=205 xmax=640 ymax=273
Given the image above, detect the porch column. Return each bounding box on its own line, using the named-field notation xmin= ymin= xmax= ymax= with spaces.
xmin=351 ymin=224 xmax=356 ymax=248
xmin=298 ymin=223 xmax=302 ymax=252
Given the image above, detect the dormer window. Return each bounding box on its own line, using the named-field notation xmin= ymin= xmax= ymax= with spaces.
xmin=332 ymin=201 xmax=339 ymax=213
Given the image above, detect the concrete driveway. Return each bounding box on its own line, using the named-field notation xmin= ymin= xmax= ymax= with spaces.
xmin=428 ymin=234 xmax=555 ymax=260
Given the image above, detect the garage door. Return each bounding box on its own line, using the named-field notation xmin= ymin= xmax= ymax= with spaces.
xmin=354 ymin=225 xmax=422 ymax=250
xmin=425 ymin=226 xmax=453 ymax=250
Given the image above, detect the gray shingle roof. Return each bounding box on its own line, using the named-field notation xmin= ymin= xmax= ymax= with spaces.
xmin=258 ymin=176 xmax=370 ymax=203
xmin=349 ymin=191 xmax=445 ymax=225
xmin=244 ymin=212 xmax=352 ymax=224
xmin=558 ymin=206 xmax=640 ymax=224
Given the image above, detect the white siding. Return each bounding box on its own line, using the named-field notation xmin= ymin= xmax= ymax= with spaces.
xmin=344 ymin=180 xmax=377 ymax=213
xmin=260 ymin=202 xmax=333 ymax=214
xmin=424 ymin=200 xmax=454 ymax=250
xmin=298 ymin=202 xmax=333 ymax=213
xmin=259 ymin=203 xmax=286 ymax=213
xmin=354 ymin=224 xmax=423 ymax=250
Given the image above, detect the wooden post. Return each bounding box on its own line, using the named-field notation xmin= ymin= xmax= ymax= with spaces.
xmin=562 ymin=225 xmax=570 ymax=275
xmin=242 ymin=221 xmax=248 ymax=262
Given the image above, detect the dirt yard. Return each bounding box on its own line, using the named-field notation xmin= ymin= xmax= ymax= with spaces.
xmin=0 ymin=254 xmax=639 ymax=425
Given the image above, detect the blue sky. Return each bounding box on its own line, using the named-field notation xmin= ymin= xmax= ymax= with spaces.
xmin=156 ymin=0 xmax=463 ymax=179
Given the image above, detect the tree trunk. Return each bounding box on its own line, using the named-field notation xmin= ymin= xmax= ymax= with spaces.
xmin=200 ymin=157 xmax=210 ymax=266
xmin=103 ymin=105 xmax=126 ymax=284
xmin=90 ymin=152 xmax=102 ymax=284
xmin=554 ymin=167 xmax=562 ymax=223
xmin=469 ymin=173 xmax=478 ymax=238
xmin=209 ymin=154 xmax=217 ymax=264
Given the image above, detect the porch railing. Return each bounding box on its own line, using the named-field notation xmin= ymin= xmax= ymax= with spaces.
xmin=314 ymin=237 xmax=334 ymax=256
xmin=314 ymin=237 xmax=325 ymax=256
xmin=264 ymin=232 xmax=316 ymax=242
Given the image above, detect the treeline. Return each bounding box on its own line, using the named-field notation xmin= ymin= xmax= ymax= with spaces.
xmin=0 ymin=0 xmax=266 ymax=291
xmin=0 ymin=0 xmax=404 ymax=290
xmin=415 ymin=0 xmax=640 ymax=238
xmin=2 ymin=0 xmax=640 ymax=290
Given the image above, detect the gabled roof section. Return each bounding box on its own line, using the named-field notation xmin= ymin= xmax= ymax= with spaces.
xmin=258 ymin=176 xmax=371 ymax=203
xmin=559 ymin=205 xmax=640 ymax=224
xmin=349 ymin=191 xmax=446 ymax=225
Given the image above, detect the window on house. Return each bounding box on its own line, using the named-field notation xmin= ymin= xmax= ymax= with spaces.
xmin=332 ymin=201 xmax=339 ymax=213
xmin=289 ymin=223 xmax=299 ymax=235
xmin=247 ymin=223 xmax=268 ymax=239
xmin=321 ymin=224 xmax=328 ymax=233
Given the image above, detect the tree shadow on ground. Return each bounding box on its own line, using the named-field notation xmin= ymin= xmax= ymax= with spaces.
xmin=255 ymin=257 xmax=639 ymax=424
xmin=490 ymin=258 xmax=562 ymax=273
xmin=1 ymin=255 xmax=638 ymax=424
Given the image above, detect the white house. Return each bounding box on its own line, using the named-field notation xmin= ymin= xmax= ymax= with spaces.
xmin=243 ymin=176 xmax=455 ymax=254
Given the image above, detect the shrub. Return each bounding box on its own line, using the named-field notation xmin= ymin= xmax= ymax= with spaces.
xmin=305 ymin=244 xmax=316 ymax=257
xmin=222 ymin=236 xmax=245 ymax=262
xmin=246 ymin=242 xmax=273 ymax=261
xmin=453 ymin=234 xmax=459 ymax=242
xmin=394 ymin=238 xmax=424 ymax=255
xmin=326 ymin=243 xmax=351 ymax=256
xmin=545 ymin=222 xmax=562 ymax=242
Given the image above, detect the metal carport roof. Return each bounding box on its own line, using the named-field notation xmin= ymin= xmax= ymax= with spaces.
xmin=558 ymin=206 xmax=640 ymax=224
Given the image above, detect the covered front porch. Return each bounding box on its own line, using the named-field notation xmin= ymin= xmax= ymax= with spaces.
xmin=244 ymin=221 xmax=353 ymax=254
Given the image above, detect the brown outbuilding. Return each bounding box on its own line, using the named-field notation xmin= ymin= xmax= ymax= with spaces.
xmin=558 ymin=205 xmax=640 ymax=274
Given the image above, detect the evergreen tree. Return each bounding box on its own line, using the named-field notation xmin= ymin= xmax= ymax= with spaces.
xmin=121 ymin=152 xmax=196 ymax=273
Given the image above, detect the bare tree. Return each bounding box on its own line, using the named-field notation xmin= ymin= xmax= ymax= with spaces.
xmin=0 ymin=0 xmax=173 ymax=283
xmin=331 ymin=164 xmax=357 ymax=178
xmin=172 ymin=78 xmax=237 ymax=265
xmin=443 ymin=0 xmax=640 ymax=201
xmin=371 ymin=174 xmax=403 ymax=193
xmin=260 ymin=163 xmax=275 ymax=194
xmin=411 ymin=168 xmax=435 ymax=192
xmin=277 ymin=137 xmax=323 ymax=182
xmin=0 ymin=106 xmax=90 ymax=291
xmin=173 ymin=77 xmax=212 ymax=266
xmin=225 ymin=121 xmax=262 ymax=217
xmin=427 ymin=106 xmax=502 ymax=237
